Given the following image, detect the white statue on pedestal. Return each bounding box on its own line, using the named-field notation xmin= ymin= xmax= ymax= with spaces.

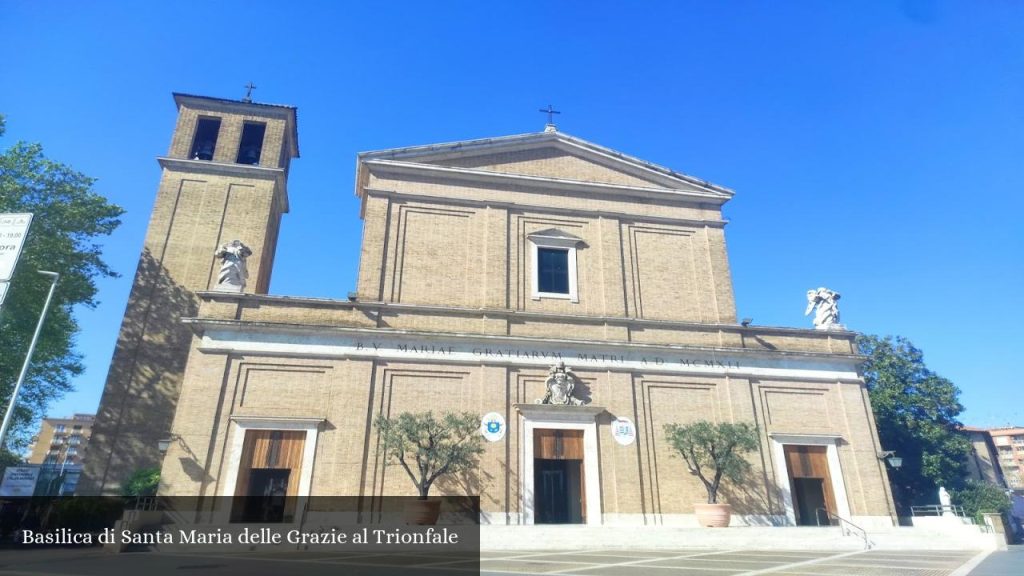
xmin=214 ymin=240 xmax=252 ymax=292
xmin=939 ymin=486 xmax=952 ymax=516
xmin=805 ymin=287 xmax=843 ymax=330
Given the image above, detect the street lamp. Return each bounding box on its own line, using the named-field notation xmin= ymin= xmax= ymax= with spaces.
xmin=0 ymin=271 xmax=59 ymax=450
xmin=157 ymin=434 xmax=180 ymax=455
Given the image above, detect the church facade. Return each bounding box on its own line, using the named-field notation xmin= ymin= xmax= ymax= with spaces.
xmin=87 ymin=93 xmax=898 ymax=528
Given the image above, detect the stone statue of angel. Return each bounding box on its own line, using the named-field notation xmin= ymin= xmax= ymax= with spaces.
xmin=805 ymin=287 xmax=842 ymax=330
xmin=214 ymin=240 xmax=252 ymax=292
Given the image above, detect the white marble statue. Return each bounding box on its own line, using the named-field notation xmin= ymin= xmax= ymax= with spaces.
xmin=805 ymin=287 xmax=842 ymax=330
xmin=214 ymin=240 xmax=252 ymax=292
xmin=537 ymin=362 xmax=587 ymax=406
xmin=939 ymin=486 xmax=952 ymax=516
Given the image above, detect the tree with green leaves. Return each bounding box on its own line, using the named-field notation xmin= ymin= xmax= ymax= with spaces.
xmin=858 ymin=334 xmax=972 ymax=513
xmin=375 ymin=411 xmax=485 ymax=499
xmin=0 ymin=448 xmax=21 ymax=480
xmin=663 ymin=421 xmax=760 ymax=504
xmin=120 ymin=467 xmax=160 ymax=497
xmin=0 ymin=114 xmax=123 ymax=450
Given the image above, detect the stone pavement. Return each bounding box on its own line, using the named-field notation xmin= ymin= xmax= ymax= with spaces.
xmin=479 ymin=525 xmax=1001 ymax=552
xmin=0 ymin=547 xmax=1001 ymax=576
xmin=964 ymin=545 xmax=1023 ymax=576
xmin=479 ymin=548 xmax=987 ymax=575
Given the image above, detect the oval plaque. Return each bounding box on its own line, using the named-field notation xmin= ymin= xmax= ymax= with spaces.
xmin=612 ymin=417 xmax=636 ymax=446
xmin=481 ymin=412 xmax=506 ymax=442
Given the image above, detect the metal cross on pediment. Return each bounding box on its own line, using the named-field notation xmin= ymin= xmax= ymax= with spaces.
xmin=539 ymin=104 xmax=561 ymax=125
xmin=243 ymin=82 xmax=257 ymax=103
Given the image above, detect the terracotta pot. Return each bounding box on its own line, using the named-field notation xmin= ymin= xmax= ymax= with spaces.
xmin=404 ymin=499 xmax=442 ymax=525
xmin=694 ymin=503 xmax=732 ymax=527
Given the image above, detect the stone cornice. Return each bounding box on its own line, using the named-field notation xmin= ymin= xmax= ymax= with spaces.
xmin=228 ymin=415 xmax=325 ymax=426
xmin=193 ymin=291 xmax=856 ymax=340
xmin=515 ymin=404 xmax=607 ymax=421
xmin=183 ymin=316 xmax=863 ymax=367
xmin=361 ymin=159 xmax=730 ymax=206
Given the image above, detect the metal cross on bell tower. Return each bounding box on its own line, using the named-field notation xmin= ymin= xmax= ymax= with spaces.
xmin=243 ymin=82 xmax=257 ymax=103
xmin=539 ymin=104 xmax=561 ymax=132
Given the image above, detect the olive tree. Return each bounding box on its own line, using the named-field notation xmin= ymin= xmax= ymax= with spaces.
xmin=664 ymin=421 xmax=760 ymax=504
xmin=375 ymin=411 xmax=484 ymax=499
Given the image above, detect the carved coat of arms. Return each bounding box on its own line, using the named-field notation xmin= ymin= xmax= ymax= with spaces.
xmin=537 ymin=362 xmax=587 ymax=406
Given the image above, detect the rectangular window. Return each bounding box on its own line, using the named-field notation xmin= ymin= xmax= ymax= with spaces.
xmin=236 ymin=122 xmax=266 ymax=165
xmin=537 ymin=248 xmax=570 ymax=294
xmin=190 ymin=117 xmax=221 ymax=160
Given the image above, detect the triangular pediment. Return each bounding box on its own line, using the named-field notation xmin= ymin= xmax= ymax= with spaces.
xmin=437 ymin=145 xmax=670 ymax=189
xmin=528 ymin=228 xmax=582 ymax=242
xmin=358 ymin=131 xmax=732 ymax=198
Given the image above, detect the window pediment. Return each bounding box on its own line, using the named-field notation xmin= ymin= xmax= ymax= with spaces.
xmin=528 ymin=228 xmax=583 ymax=248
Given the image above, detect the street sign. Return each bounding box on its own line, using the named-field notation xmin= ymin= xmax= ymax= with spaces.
xmin=0 ymin=282 xmax=8 ymax=306
xmin=0 ymin=213 xmax=33 ymax=282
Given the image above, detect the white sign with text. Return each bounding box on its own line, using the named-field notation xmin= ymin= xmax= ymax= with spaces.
xmin=612 ymin=418 xmax=637 ymax=446
xmin=0 ymin=466 xmax=41 ymax=497
xmin=0 ymin=213 xmax=33 ymax=282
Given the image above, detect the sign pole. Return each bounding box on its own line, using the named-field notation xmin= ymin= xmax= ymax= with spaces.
xmin=0 ymin=270 xmax=59 ymax=451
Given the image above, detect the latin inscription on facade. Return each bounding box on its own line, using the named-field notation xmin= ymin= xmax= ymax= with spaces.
xmin=354 ymin=340 xmax=740 ymax=370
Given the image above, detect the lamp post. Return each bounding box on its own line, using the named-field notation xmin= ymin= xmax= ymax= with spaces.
xmin=0 ymin=271 xmax=60 ymax=450
xmin=878 ymin=450 xmax=903 ymax=470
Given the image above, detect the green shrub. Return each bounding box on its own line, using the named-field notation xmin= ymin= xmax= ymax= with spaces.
xmin=951 ymin=480 xmax=1011 ymax=524
xmin=120 ymin=467 xmax=160 ymax=497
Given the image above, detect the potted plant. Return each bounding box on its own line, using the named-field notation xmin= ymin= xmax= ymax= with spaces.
xmin=375 ymin=411 xmax=484 ymax=524
xmin=663 ymin=421 xmax=759 ymax=527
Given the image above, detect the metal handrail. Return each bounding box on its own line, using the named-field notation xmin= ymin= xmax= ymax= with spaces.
xmin=133 ymin=495 xmax=159 ymax=511
xmin=816 ymin=507 xmax=871 ymax=549
xmin=910 ymin=504 xmax=968 ymax=518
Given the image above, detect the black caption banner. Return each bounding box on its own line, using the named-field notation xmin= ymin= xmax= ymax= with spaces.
xmin=0 ymin=496 xmax=481 ymax=576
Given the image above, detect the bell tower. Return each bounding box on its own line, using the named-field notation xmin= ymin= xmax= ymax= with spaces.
xmin=80 ymin=93 xmax=299 ymax=494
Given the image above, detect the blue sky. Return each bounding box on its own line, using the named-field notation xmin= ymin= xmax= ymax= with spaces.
xmin=1 ymin=1 xmax=1022 ymax=426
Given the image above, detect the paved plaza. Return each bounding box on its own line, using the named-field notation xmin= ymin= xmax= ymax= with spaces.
xmin=477 ymin=548 xmax=992 ymax=576
xmin=1 ymin=547 xmax=1019 ymax=576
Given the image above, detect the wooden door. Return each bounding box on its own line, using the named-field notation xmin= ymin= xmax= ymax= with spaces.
xmin=232 ymin=430 xmax=306 ymax=522
xmin=534 ymin=429 xmax=586 ymax=523
xmin=783 ymin=445 xmax=836 ymax=525
xmin=534 ymin=429 xmax=584 ymax=460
